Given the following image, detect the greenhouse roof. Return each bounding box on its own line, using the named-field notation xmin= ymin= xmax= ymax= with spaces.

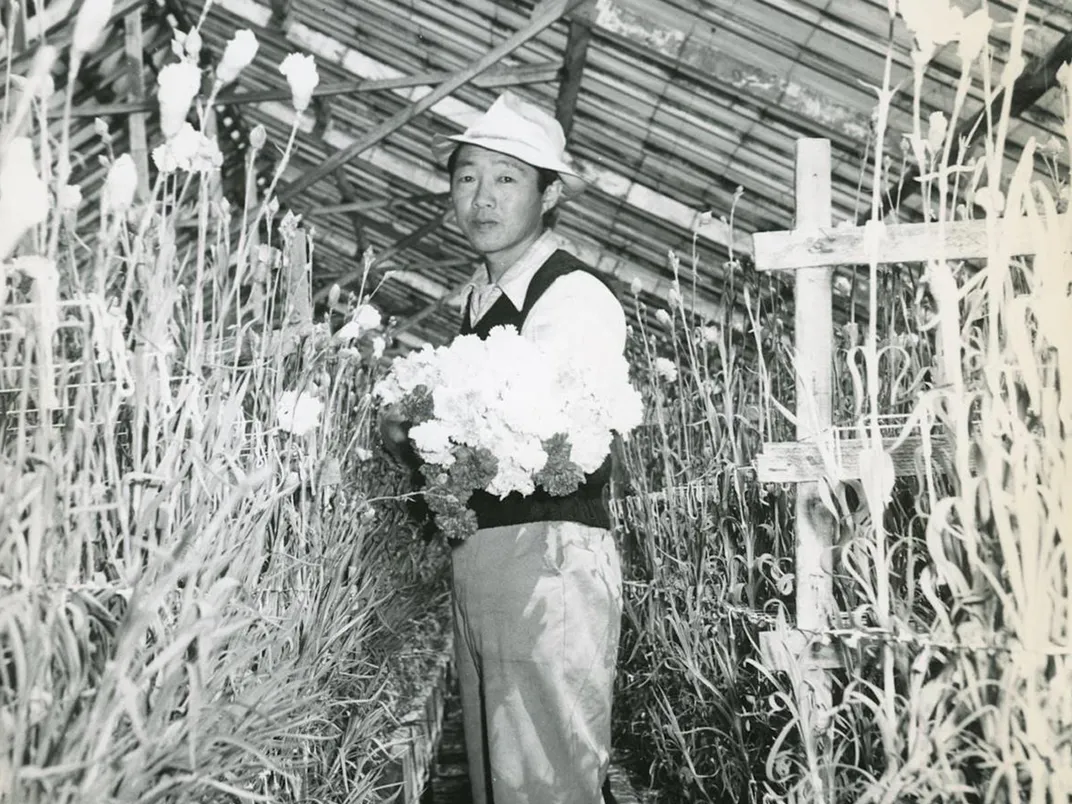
xmin=11 ymin=0 xmax=1072 ymax=350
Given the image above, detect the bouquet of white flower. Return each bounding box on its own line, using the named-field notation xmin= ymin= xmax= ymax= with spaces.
xmin=374 ymin=325 xmax=643 ymax=540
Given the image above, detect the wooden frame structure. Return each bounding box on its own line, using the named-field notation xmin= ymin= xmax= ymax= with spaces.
xmin=754 ymin=136 xmax=1068 ymax=796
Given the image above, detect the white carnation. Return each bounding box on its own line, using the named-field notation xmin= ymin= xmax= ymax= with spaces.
xmin=157 ymin=61 xmax=202 ymax=138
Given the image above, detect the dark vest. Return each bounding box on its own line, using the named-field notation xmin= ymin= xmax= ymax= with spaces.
xmin=459 ymin=249 xmax=615 ymax=531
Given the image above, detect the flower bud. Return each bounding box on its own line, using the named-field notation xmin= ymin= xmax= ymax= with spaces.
xmin=72 ymin=0 xmax=114 ymax=56
xmin=102 ymin=154 xmax=138 ymax=213
xmin=217 ymin=29 xmax=259 ymax=84
xmin=279 ymin=52 xmax=319 ymax=113
xmin=94 ymin=116 xmax=111 ymax=142
xmin=184 ymin=29 xmax=203 ymax=60
xmin=327 ymin=283 xmax=341 ymax=307
xmin=249 ymin=124 xmax=267 ymax=150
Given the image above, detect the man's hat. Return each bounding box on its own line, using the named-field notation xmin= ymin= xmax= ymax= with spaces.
xmin=432 ymin=91 xmax=586 ymax=199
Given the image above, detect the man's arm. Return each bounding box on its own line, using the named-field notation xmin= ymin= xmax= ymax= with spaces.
xmin=520 ymin=271 xmax=627 ymax=362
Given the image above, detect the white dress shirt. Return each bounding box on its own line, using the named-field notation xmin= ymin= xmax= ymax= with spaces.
xmin=464 ymin=230 xmax=626 ymax=366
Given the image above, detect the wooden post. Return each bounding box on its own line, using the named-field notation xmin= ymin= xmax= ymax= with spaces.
xmin=793 ymin=140 xmax=835 ymax=641
xmin=285 ymin=230 xmax=313 ymax=328
xmin=794 ymin=141 xmax=836 ymax=801
xmin=124 ymin=9 xmax=151 ymax=200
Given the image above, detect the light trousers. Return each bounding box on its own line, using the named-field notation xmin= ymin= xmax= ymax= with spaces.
xmin=451 ymin=520 xmax=623 ymax=804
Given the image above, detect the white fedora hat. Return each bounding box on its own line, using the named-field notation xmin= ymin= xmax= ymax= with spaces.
xmin=432 ymin=91 xmax=586 ymax=199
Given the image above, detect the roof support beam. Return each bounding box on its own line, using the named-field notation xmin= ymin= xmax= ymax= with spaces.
xmin=279 ymin=0 xmax=589 ymax=202
xmin=574 ymin=0 xmax=871 ymax=143
xmin=311 ymin=98 xmax=369 ymax=255
xmin=312 ymin=209 xmax=453 ymax=303
xmin=62 ymin=62 xmax=562 ymax=118
xmin=310 ymin=192 xmax=449 ymax=216
xmin=554 ymin=10 xmax=594 ymax=139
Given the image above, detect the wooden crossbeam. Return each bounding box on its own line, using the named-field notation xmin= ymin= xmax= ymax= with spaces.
xmin=760 ymin=141 xmax=841 ymax=786
xmin=759 ymin=629 xmax=842 ymax=672
xmin=311 ymin=193 xmax=450 ymax=216
xmin=62 ymin=62 xmax=562 ymax=118
xmin=554 ymin=16 xmax=593 ymax=139
xmin=756 ymin=435 xmax=956 ymax=484
xmin=280 ymin=0 xmax=586 ymax=203
xmin=753 ymin=212 xmax=1072 ymax=271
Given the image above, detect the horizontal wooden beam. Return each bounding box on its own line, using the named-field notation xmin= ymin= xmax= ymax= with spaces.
xmin=753 ymin=213 xmax=1071 ymax=271
xmin=61 ymin=62 xmax=561 ymax=119
xmin=759 ymin=629 xmax=843 ymax=672
xmin=310 ymin=192 xmax=449 ymax=216
xmin=755 ymin=435 xmax=956 ymax=484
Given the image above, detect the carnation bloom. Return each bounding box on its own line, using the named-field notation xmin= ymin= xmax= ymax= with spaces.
xmin=181 ymin=28 xmax=202 ymax=60
xmin=655 ymin=309 xmax=672 ymax=327
xmin=629 ymin=277 xmax=643 ymax=295
xmin=157 ymin=61 xmax=202 ymax=138
xmin=217 ymin=29 xmax=259 ymax=84
xmin=653 ymin=357 xmax=678 ymax=382
xmin=0 ymin=138 xmax=49 ymax=259
xmin=249 ymin=124 xmax=267 ymax=150
xmin=58 ymin=184 xmax=83 ymax=211
xmin=101 ymin=154 xmax=138 ymax=213
xmin=335 ymin=304 xmax=382 ymax=339
xmin=376 ymin=323 xmax=643 ymax=528
xmin=72 ymin=0 xmax=114 ymax=55
xmin=279 ymin=53 xmax=319 ymax=113
xmin=153 ymin=124 xmax=223 ymax=174
xmin=276 ymin=390 xmax=323 ymax=436
xmin=700 ymin=325 xmax=720 ymax=344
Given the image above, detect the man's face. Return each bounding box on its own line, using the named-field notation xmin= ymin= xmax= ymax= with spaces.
xmin=450 ymin=145 xmax=559 ymax=271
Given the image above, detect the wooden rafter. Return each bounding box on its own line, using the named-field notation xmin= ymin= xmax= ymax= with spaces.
xmin=61 ymin=62 xmax=562 ymax=118
xmin=310 ymin=193 xmax=450 ymax=216
xmin=279 ymin=0 xmax=588 ymax=203
xmin=554 ymin=14 xmax=593 ymax=140
xmin=310 ymin=98 xmax=369 ymax=255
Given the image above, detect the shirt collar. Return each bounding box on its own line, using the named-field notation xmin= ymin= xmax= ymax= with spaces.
xmin=464 ymin=229 xmax=566 ymax=309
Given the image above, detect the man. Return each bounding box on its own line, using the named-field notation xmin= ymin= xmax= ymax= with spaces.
xmin=386 ymin=92 xmax=626 ymax=804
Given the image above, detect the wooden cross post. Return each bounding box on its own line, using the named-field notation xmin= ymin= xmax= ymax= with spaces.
xmin=749 ymin=135 xmax=1066 ymax=798
xmin=756 ymin=139 xmax=838 ymax=800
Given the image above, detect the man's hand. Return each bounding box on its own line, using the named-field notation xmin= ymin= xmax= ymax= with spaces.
xmin=379 ymin=409 xmax=417 ymax=467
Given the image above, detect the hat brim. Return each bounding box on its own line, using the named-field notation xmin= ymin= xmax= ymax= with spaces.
xmin=432 ymin=133 xmax=586 ymax=199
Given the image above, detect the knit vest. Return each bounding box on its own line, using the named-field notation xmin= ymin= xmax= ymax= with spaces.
xmin=459 ymin=249 xmax=615 ymax=531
